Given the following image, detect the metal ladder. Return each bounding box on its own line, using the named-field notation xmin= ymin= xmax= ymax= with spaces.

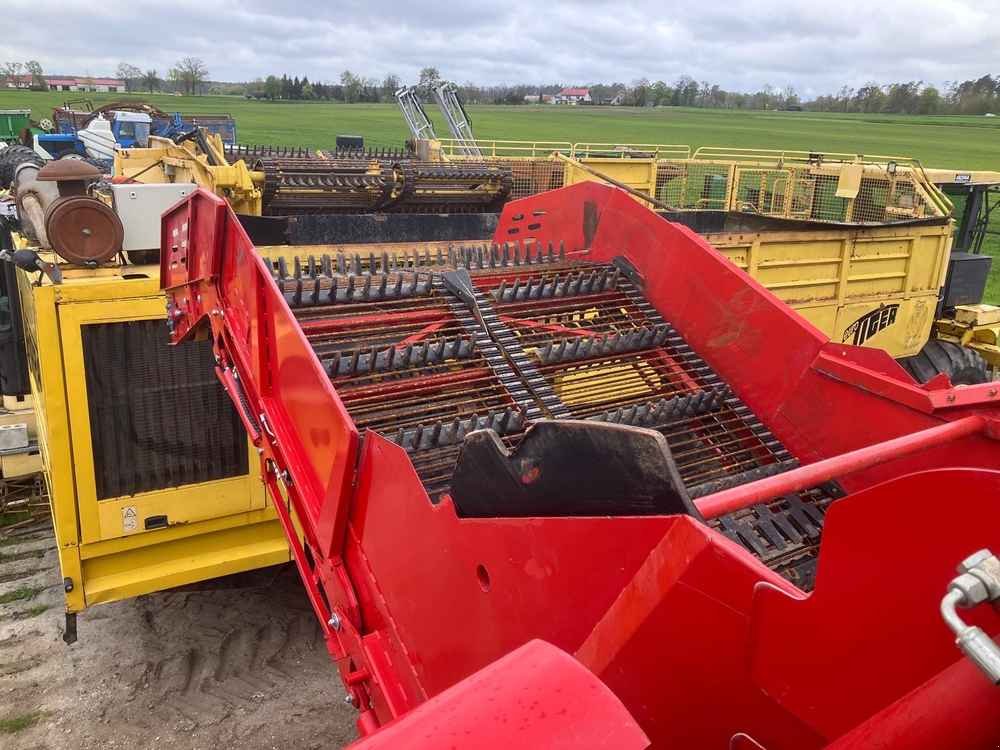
xmin=432 ymin=83 xmax=482 ymax=158
xmin=395 ymin=86 xmax=437 ymax=141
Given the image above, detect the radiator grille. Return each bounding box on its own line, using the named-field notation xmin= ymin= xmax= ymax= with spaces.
xmin=82 ymin=320 xmax=248 ymax=499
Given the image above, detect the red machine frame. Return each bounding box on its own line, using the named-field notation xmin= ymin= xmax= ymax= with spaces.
xmin=161 ymin=181 xmax=1000 ymax=748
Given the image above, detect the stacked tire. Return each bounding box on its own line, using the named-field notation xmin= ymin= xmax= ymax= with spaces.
xmin=0 ymin=145 xmax=43 ymax=190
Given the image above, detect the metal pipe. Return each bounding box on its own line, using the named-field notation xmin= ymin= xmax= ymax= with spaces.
xmin=18 ymin=193 xmax=49 ymax=248
xmin=940 ymin=588 xmax=968 ymax=634
xmin=554 ymin=152 xmax=677 ymax=212
xmin=695 ymin=415 xmax=986 ymax=519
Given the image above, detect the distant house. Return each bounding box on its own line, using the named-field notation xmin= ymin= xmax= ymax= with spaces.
xmin=3 ymin=75 xmax=124 ymax=92
xmin=524 ymin=94 xmax=541 ymax=104
xmin=53 ymin=77 xmax=125 ymax=93
xmin=554 ymin=87 xmax=592 ymax=105
xmin=4 ymin=74 xmax=40 ymax=89
xmin=43 ymin=78 xmax=77 ymax=91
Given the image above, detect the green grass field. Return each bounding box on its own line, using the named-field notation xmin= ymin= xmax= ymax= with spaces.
xmin=3 ymin=90 xmax=999 ymax=299
xmin=4 ymin=90 xmax=1000 ymax=167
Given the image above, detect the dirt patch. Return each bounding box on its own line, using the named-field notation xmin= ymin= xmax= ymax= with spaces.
xmin=0 ymin=521 xmax=357 ymax=749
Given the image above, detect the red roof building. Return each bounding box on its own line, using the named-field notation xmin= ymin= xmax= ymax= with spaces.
xmin=2 ymin=75 xmax=125 ymax=92
xmin=554 ymin=87 xmax=592 ymax=104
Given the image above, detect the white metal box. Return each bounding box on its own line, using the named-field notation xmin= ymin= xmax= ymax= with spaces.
xmin=0 ymin=423 xmax=28 ymax=451
xmin=111 ymin=183 xmax=196 ymax=252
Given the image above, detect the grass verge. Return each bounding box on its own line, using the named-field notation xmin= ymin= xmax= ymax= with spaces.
xmin=0 ymin=585 xmax=43 ymax=604
xmin=0 ymin=711 xmax=43 ymax=734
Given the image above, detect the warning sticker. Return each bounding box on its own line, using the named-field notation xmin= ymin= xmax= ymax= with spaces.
xmin=122 ymin=506 xmax=138 ymax=533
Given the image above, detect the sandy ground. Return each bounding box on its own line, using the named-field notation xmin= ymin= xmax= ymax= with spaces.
xmin=0 ymin=520 xmax=358 ymax=749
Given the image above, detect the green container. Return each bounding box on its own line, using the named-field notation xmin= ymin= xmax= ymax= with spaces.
xmin=0 ymin=110 xmax=30 ymax=143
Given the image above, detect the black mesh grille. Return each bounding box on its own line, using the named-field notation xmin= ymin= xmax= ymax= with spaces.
xmin=82 ymin=320 xmax=248 ymax=499
xmin=0 ymin=225 xmax=30 ymax=397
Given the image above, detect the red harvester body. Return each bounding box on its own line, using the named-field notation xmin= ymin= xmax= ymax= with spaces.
xmin=161 ymin=181 xmax=1000 ymax=748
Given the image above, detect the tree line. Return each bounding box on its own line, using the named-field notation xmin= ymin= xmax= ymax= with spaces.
xmin=242 ymin=69 xmax=441 ymax=103
xmin=244 ymin=71 xmax=401 ymax=103
xmin=1 ymin=60 xmax=47 ymax=88
xmin=116 ymin=59 xmax=210 ymax=96
xmin=808 ymin=76 xmax=1000 ymax=115
xmin=0 ymin=58 xmax=212 ymax=96
xmin=230 ymin=68 xmax=1000 ymax=115
xmin=8 ymin=58 xmax=1000 ymax=115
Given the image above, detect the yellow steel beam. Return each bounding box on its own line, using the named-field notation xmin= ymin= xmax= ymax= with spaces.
xmin=923 ymin=168 xmax=1000 ymax=187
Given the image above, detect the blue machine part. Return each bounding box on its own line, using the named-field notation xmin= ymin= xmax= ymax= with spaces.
xmin=111 ymin=112 xmax=151 ymax=148
xmin=37 ymin=109 xmax=235 ymax=159
xmin=35 ymin=133 xmax=87 ymax=159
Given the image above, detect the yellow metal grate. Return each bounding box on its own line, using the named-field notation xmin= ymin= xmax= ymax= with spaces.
xmin=504 ymin=157 xmax=566 ymax=199
xmin=438 ymin=140 xmax=950 ymax=225
xmin=655 ymin=161 xmax=732 ymax=210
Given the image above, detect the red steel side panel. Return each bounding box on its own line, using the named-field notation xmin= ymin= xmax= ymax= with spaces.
xmin=820 ymin=648 xmax=1000 ymax=750
xmin=161 ymin=184 xmax=1000 ymax=746
xmin=572 ymin=468 xmax=1000 ymax=748
xmin=160 ymin=189 xmax=359 ymax=557
xmin=347 ymin=433 xmax=689 ymax=698
xmin=749 ymin=468 xmax=1000 ymax=739
xmin=349 ymin=640 xmax=650 ymax=750
xmin=159 ymin=189 xmax=226 ymax=301
xmin=574 ymin=517 xmax=825 ymax=749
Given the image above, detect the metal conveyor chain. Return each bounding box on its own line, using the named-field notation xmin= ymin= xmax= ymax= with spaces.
xmin=271 ymin=241 xmax=838 ymax=588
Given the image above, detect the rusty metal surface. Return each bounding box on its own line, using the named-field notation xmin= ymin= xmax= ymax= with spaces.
xmin=254 ymin=155 xmax=511 ymax=216
xmin=43 ymin=195 xmax=123 ymax=265
xmin=36 ymin=159 xmax=102 ymax=183
xmin=224 ymin=144 xmax=411 ymax=163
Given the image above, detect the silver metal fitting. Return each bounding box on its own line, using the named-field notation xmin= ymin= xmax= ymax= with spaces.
xmin=327 ymin=613 xmax=341 ymax=630
xmin=259 ymin=412 xmax=276 ymax=439
xmin=967 ymin=553 xmax=1000 ymax=600
xmin=959 ymin=550 xmax=994 ymax=574
xmin=950 ymin=572 xmax=989 ymax=607
xmin=941 ymin=548 xmax=1000 ymax=685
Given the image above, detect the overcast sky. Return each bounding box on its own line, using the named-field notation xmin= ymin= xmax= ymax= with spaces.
xmin=2 ymin=0 xmax=997 ymax=97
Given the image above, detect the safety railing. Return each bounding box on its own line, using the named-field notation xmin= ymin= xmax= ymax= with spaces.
xmin=437 ymin=139 xmax=572 ymax=159
xmin=691 ymin=146 xmax=919 ymax=167
xmin=570 ymin=143 xmax=691 ymax=160
xmin=437 ymin=139 xmax=952 ymax=224
xmin=662 ymin=154 xmax=950 ymax=223
xmin=690 ymin=147 xmax=953 ymax=220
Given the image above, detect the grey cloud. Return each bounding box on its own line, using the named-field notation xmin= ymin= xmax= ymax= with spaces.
xmin=2 ymin=0 xmax=997 ymax=95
